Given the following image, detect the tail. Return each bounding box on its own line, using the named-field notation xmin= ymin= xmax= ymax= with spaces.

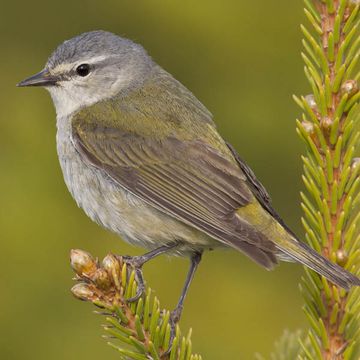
xmin=277 ymin=237 xmax=360 ymax=291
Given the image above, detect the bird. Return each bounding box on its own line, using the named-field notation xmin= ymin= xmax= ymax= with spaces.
xmin=17 ymin=30 xmax=360 ymax=333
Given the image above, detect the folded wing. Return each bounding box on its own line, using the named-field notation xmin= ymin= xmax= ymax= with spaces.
xmin=72 ymin=115 xmax=279 ymax=269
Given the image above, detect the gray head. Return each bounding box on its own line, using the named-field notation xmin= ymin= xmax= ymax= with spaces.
xmin=18 ymin=30 xmax=154 ymax=116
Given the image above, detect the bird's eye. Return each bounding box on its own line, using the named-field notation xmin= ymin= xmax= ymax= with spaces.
xmin=76 ymin=64 xmax=91 ymax=77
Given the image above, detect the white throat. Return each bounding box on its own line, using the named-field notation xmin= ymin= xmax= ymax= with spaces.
xmin=47 ymin=85 xmax=99 ymax=118
xmin=47 ymin=67 xmax=134 ymax=118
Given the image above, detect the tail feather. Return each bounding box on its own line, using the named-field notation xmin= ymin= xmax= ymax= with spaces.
xmin=277 ymin=238 xmax=360 ymax=291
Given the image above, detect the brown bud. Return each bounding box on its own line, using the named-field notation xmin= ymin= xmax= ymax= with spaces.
xmin=71 ymin=283 xmax=97 ymax=302
xmin=102 ymin=254 xmax=122 ymax=289
xmin=336 ymin=250 xmax=348 ymax=267
xmin=102 ymin=254 xmax=121 ymax=274
xmin=320 ymin=116 xmax=333 ymax=132
xmin=70 ymin=249 xmax=97 ymax=276
xmin=351 ymin=157 xmax=360 ymax=170
xmin=301 ymin=120 xmax=314 ymax=134
xmin=92 ymin=268 xmax=112 ymax=289
xmin=304 ymin=94 xmax=317 ymax=110
xmin=341 ymin=80 xmax=358 ymax=97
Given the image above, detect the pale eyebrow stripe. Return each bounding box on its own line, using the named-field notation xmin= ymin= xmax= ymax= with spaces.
xmin=52 ymin=55 xmax=112 ymax=74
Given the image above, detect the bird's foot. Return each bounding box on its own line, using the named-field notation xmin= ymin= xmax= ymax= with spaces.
xmin=122 ymin=254 xmax=147 ymax=268
xmin=118 ymin=243 xmax=182 ymax=303
xmin=169 ymin=305 xmax=182 ymax=328
xmin=161 ymin=306 xmax=183 ymax=357
xmin=121 ymin=255 xmax=147 ymax=302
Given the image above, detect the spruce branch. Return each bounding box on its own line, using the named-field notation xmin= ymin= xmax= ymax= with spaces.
xmin=295 ymin=0 xmax=360 ymax=359
xmin=69 ymin=249 xmax=201 ymax=360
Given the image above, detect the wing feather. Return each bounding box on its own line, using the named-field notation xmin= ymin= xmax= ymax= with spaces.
xmin=72 ymin=116 xmax=279 ymax=268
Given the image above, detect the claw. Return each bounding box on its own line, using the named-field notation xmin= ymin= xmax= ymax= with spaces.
xmin=170 ymin=306 xmax=183 ymax=324
xmin=116 ymin=243 xmax=181 ymax=304
xmin=122 ymin=256 xmax=147 ymax=302
xmin=161 ymin=307 xmax=182 ymax=356
xmin=127 ymin=267 xmax=146 ymax=302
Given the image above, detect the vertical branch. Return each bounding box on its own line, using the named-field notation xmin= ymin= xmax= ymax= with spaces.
xmin=295 ymin=0 xmax=360 ymax=359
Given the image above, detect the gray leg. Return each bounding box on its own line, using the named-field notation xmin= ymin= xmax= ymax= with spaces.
xmin=171 ymin=251 xmax=202 ymax=323
xmin=158 ymin=252 xmax=202 ymax=355
xmin=122 ymin=241 xmax=179 ymax=302
xmin=163 ymin=251 xmax=202 ymax=355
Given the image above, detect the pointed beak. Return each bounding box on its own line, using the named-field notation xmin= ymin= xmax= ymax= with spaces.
xmin=17 ymin=69 xmax=59 ymax=87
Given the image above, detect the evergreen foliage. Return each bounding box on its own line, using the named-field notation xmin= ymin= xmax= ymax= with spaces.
xmin=261 ymin=1 xmax=360 ymax=359
xmin=70 ymin=249 xmax=201 ymax=360
xmin=293 ymin=0 xmax=360 ymax=358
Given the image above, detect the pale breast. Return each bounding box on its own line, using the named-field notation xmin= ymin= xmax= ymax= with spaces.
xmin=55 ymin=115 xmax=215 ymax=252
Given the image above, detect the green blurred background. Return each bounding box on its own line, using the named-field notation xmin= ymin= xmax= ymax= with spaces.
xmin=1 ymin=1 xmax=309 ymax=358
